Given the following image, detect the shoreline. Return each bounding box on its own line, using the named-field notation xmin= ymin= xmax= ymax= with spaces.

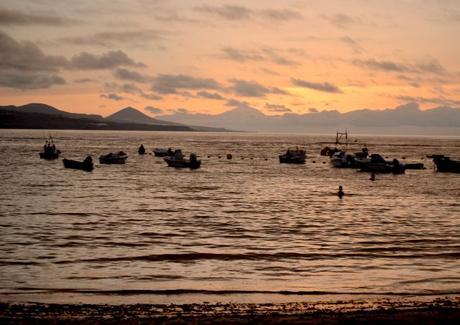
xmin=1 ymin=297 xmax=459 ymax=324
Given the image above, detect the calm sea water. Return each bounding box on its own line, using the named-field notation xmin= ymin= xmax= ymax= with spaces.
xmin=0 ymin=130 xmax=459 ymax=304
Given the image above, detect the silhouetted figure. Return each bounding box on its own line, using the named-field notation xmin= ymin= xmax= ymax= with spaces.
xmin=370 ymin=173 xmax=376 ymax=181
xmin=338 ymin=185 xmax=344 ymax=198
xmin=83 ymin=156 xmax=92 ymax=165
xmin=174 ymin=149 xmax=184 ymax=159
xmin=138 ymin=144 xmax=145 ymax=155
xmin=167 ymin=148 xmax=173 ymax=156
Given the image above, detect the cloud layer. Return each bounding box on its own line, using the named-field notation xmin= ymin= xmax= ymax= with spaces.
xmin=291 ymin=78 xmax=342 ymax=93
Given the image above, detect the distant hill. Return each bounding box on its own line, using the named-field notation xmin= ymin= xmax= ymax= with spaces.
xmin=0 ymin=103 xmax=103 ymax=120
xmin=0 ymin=109 xmax=193 ymax=131
xmin=106 ymin=106 xmax=179 ymax=126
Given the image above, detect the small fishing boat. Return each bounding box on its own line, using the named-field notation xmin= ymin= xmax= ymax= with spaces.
xmin=320 ymin=146 xmax=340 ymax=157
xmin=39 ymin=138 xmax=60 ymax=160
xmin=99 ymin=151 xmax=128 ymax=164
xmin=330 ymin=150 xmax=355 ymax=168
xmin=153 ymin=148 xmax=174 ymax=157
xmin=63 ymin=156 xmax=94 ymax=171
xmin=428 ymin=155 xmax=460 ymax=173
xmin=164 ymin=150 xmax=201 ymax=169
xmin=360 ymin=154 xmax=405 ymax=174
xmin=279 ymin=147 xmax=306 ymax=164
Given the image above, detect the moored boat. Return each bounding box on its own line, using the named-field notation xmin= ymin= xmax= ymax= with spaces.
xmin=63 ymin=156 xmax=94 ymax=171
xmin=279 ymin=147 xmax=306 ymax=164
xmin=330 ymin=151 xmax=355 ymax=168
xmin=428 ymin=155 xmax=460 ymax=173
xmin=153 ymin=148 xmax=174 ymax=157
xmin=39 ymin=139 xmax=60 ymax=160
xmin=330 ymin=148 xmax=369 ymax=168
xmin=99 ymin=151 xmax=128 ymax=164
xmin=164 ymin=150 xmax=201 ymax=169
xmin=360 ymin=154 xmax=405 ymax=174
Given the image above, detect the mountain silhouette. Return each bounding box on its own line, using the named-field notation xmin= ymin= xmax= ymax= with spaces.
xmin=0 ymin=103 xmax=230 ymax=131
xmin=0 ymin=103 xmax=103 ymax=120
xmin=106 ymin=106 xmax=179 ymax=126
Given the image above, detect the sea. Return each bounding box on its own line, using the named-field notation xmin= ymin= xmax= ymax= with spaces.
xmin=0 ymin=130 xmax=459 ymax=304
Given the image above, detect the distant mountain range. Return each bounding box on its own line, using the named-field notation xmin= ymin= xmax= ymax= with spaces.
xmin=0 ymin=103 xmax=227 ymax=132
xmin=156 ymin=102 xmax=460 ymax=135
xmin=1 ymin=102 xmax=459 ymax=135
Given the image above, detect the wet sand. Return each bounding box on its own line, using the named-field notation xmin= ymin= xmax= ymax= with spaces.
xmin=1 ymin=297 xmax=459 ymax=324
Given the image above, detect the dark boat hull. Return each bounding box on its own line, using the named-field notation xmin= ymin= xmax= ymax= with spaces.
xmin=99 ymin=154 xmax=127 ymax=164
xmin=39 ymin=152 xmax=59 ymax=160
xmin=279 ymin=155 xmax=305 ymax=164
xmin=433 ymin=158 xmax=460 ymax=173
xmin=360 ymin=163 xmax=405 ymax=174
xmin=403 ymin=163 xmax=425 ymax=170
xmin=164 ymin=157 xmax=201 ymax=169
xmin=63 ymin=159 xmax=93 ymax=171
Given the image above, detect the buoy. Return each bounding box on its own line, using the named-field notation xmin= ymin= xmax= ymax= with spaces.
xmin=241 ymin=157 xmax=245 ymax=160
xmin=312 ymin=160 xmax=316 ymax=163
xmin=218 ymin=156 xmax=221 ymax=159
xmin=227 ymin=154 xmax=232 ymax=160
xmin=207 ymin=155 xmax=211 ymax=158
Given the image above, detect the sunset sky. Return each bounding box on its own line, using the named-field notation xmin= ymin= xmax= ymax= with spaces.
xmin=1 ymin=0 xmax=460 ymax=117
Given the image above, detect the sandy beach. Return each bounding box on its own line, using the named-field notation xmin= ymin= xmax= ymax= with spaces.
xmin=1 ymin=297 xmax=459 ymax=324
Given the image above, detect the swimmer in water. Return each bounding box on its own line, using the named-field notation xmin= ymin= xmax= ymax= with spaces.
xmin=338 ymin=185 xmax=344 ymax=198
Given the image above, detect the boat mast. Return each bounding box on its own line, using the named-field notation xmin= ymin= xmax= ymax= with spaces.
xmin=335 ymin=131 xmax=348 ymax=146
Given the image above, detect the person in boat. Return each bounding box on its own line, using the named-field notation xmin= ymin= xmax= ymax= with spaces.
xmin=190 ymin=153 xmax=197 ymax=163
xmin=338 ymin=185 xmax=344 ymax=198
xmin=167 ymin=148 xmax=173 ymax=156
xmin=174 ymin=150 xmax=184 ymax=159
xmin=83 ymin=156 xmax=92 ymax=165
